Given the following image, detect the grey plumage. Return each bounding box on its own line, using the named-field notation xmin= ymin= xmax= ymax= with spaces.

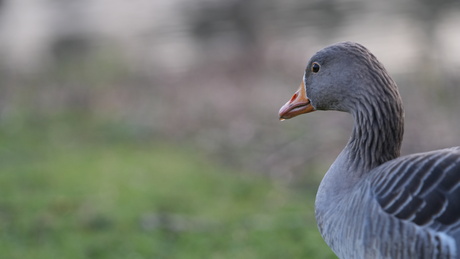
xmin=280 ymin=42 xmax=460 ymax=258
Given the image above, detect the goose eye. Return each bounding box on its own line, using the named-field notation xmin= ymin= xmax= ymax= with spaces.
xmin=311 ymin=62 xmax=320 ymax=73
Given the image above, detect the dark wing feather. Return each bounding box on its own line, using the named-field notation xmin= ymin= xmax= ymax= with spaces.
xmin=370 ymin=147 xmax=460 ymax=230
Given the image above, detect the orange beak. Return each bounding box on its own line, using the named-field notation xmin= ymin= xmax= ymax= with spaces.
xmin=279 ymin=81 xmax=315 ymax=120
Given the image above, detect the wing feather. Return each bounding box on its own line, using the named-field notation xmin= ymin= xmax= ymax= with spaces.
xmin=371 ymin=148 xmax=460 ymax=231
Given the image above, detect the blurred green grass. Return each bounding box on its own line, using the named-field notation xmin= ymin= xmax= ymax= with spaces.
xmin=0 ymin=114 xmax=335 ymax=259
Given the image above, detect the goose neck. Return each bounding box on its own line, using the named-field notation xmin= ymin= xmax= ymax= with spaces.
xmin=346 ymin=93 xmax=404 ymax=174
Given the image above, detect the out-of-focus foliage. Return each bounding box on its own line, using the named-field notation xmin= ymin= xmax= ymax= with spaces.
xmin=0 ymin=116 xmax=335 ymax=258
xmin=1 ymin=0 xmax=460 ymax=175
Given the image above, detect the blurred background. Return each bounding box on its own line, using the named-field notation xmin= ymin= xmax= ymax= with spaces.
xmin=1 ymin=0 xmax=460 ymax=258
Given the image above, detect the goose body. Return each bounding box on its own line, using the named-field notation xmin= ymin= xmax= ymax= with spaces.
xmin=278 ymin=42 xmax=460 ymax=258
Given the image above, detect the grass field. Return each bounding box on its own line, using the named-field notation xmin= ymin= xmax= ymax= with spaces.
xmin=0 ymin=115 xmax=336 ymax=259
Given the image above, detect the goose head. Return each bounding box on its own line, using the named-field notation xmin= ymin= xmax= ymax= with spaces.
xmin=279 ymin=42 xmax=398 ymax=120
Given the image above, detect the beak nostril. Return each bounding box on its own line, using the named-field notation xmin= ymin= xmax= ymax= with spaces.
xmin=290 ymin=93 xmax=298 ymax=102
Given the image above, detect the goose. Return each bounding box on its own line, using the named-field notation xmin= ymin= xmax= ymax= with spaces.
xmin=278 ymin=42 xmax=460 ymax=259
